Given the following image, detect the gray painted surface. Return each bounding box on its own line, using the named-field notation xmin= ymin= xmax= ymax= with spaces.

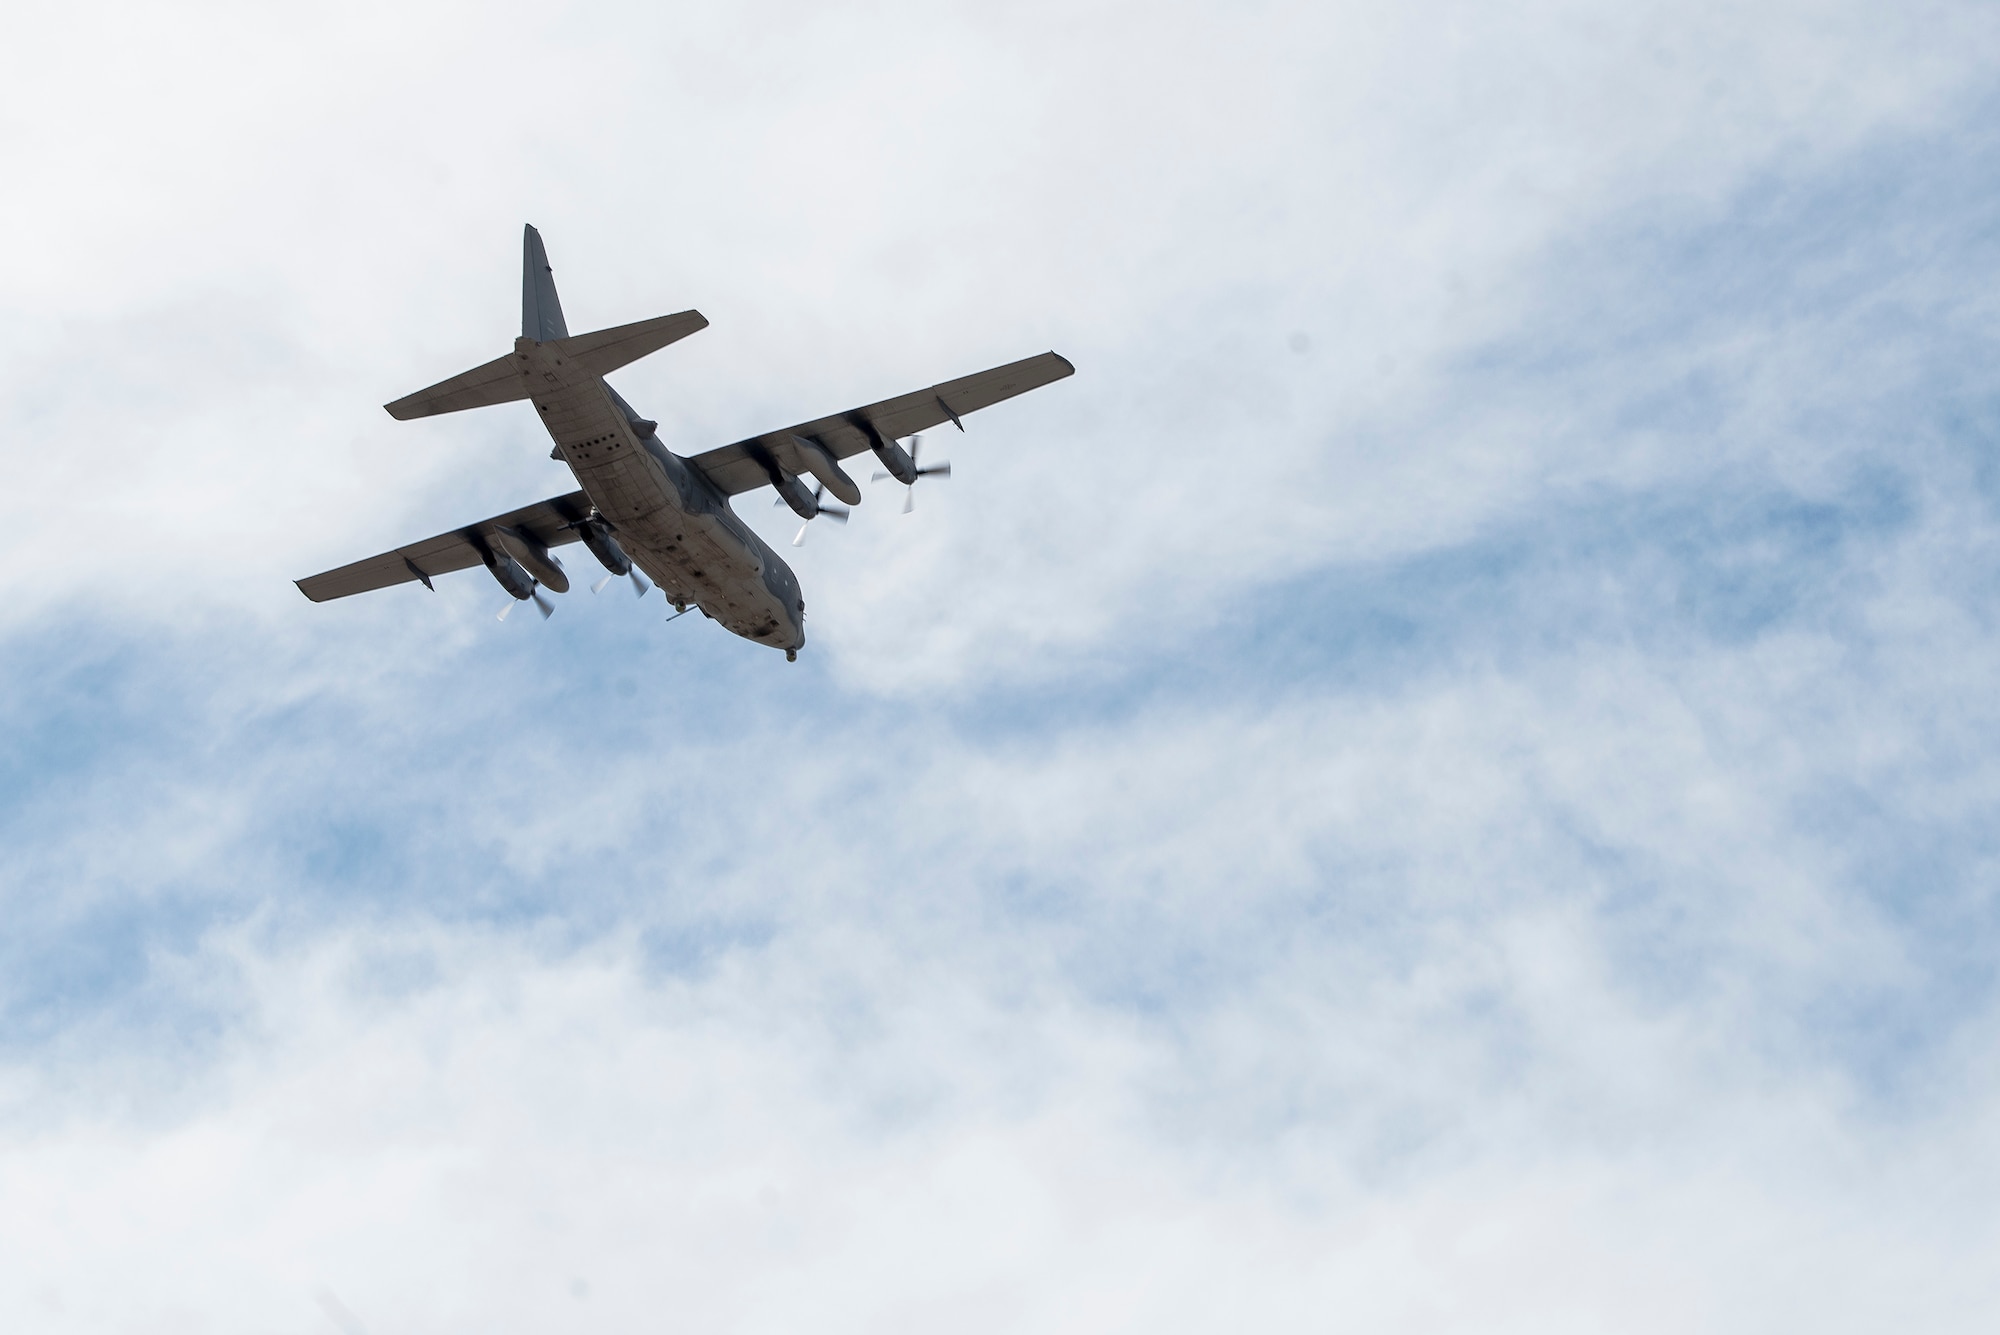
xmin=521 ymin=223 xmax=568 ymax=342
xmin=297 ymin=226 xmax=1076 ymax=656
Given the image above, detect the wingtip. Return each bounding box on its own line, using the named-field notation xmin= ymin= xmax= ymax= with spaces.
xmin=1050 ymin=351 xmax=1076 ymax=377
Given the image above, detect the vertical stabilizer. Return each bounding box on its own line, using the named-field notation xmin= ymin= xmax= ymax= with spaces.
xmin=522 ymin=224 xmax=570 ymax=342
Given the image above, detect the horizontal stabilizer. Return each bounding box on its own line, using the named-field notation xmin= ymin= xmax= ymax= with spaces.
xmin=384 ymin=310 xmax=709 ymax=421
xmin=562 ymin=310 xmax=710 ymax=378
xmin=383 ymin=348 xmax=530 ymax=420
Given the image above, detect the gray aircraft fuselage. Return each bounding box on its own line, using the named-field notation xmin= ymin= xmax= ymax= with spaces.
xmin=527 ymin=340 xmax=804 ymax=653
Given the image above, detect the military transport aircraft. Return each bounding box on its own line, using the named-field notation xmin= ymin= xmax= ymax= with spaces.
xmin=296 ymin=226 xmax=1074 ymax=660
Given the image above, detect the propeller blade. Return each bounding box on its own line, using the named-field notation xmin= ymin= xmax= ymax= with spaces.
xmin=629 ymin=568 xmax=651 ymax=597
xmin=531 ymin=589 xmax=555 ymax=619
xmin=820 ymin=505 xmax=850 ymax=523
xmin=497 ymin=599 xmax=516 ymax=621
xmin=903 ymin=486 xmax=915 ymax=514
xmin=872 ymin=471 xmax=892 ymax=482
xmin=918 ymin=462 xmax=952 ymax=479
xmin=792 ymin=520 xmax=811 ymax=547
xmin=592 ymin=574 xmax=616 ymax=594
xmin=910 ymin=434 xmax=923 ymax=466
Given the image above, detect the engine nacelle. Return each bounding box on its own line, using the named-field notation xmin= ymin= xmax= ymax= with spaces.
xmin=867 ymin=429 xmax=917 ymax=486
xmin=774 ymin=473 xmax=820 ymax=520
xmin=485 ymin=550 xmax=537 ymax=600
xmin=577 ymin=517 xmax=633 ymax=576
xmin=495 ymin=525 xmax=569 ymax=593
xmin=789 ymin=433 xmax=862 ymax=505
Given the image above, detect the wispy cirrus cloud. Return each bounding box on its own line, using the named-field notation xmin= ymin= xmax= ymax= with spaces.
xmin=4 ymin=1 xmax=2000 ymax=1331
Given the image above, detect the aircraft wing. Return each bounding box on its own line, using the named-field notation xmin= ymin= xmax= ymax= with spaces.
xmin=296 ymin=491 xmax=593 ymax=602
xmin=686 ymin=351 xmax=1075 ymax=497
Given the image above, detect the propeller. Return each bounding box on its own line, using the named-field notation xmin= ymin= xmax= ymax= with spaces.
xmin=566 ymin=511 xmax=651 ymax=599
xmin=776 ymin=481 xmax=850 ymax=546
xmin=872 ymin=434 xmax=951 ymax=512
xmin=592 ymin=567 xmax=652 ymax=597
xmin=497 ymin=584 xmax=556 ymax=621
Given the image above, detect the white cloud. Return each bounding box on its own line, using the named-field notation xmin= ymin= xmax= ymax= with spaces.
xmin=4 ymin=0 xmax=1996 ymax=682
xmin=6 ymin=502 xmax=1999 ymax=1326
xmin=4 ymin=905 xmax=1999 ymax=1334
xmin=5 ymin=1 xmax=2000 ymax=1330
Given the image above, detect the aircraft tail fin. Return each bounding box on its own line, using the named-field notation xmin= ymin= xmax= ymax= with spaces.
xmin=382 ymin=226 xmax=708 ymax=421
xmin=522 ymin=224 xmax=569 ymax=341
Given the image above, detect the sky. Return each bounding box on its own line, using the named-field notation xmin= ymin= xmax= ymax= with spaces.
xmin=4 ymin=0 xmax=2000 ymax=1330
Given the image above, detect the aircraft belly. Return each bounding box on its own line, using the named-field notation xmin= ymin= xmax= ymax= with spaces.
xmin=538 ymin=382 xmax=639 ymax=471
xmin=547 ymin=406 xmax=797 ymax=650
xmin=624 ymin=512 xmax=796 ymax=647
xmin=574 ymin=451 xmax=668 ymax=527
